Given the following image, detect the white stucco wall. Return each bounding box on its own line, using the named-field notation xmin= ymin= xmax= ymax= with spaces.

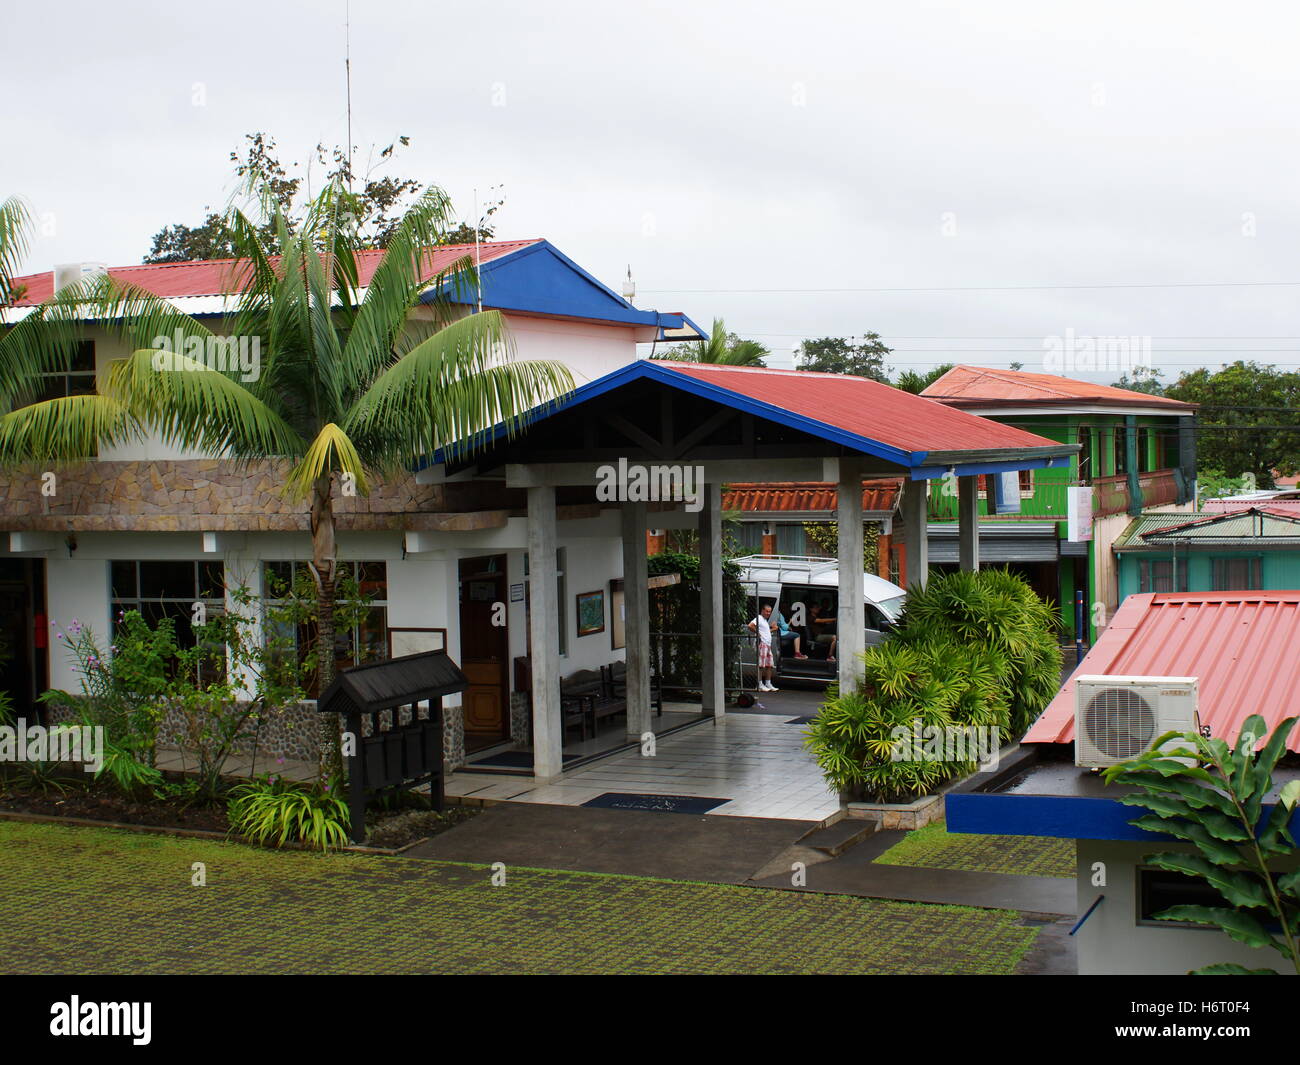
xmin=32 ymin=513 xmax=628 ymax=701
xmin=499 ymin=313 xmax=640 ymax=385
xmin=1075 ymin=839 xmax=1295 ymax=975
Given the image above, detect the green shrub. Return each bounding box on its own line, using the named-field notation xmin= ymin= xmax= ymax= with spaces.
xmin=227 ymin=775 xmax=350 ymax=850
xmin=892 ymin=568 xmax=1062 ymax=735
xmin=805 ymin=638 xmax=1007 ymax=802
xmin=805 ymin=568 xmax=1060 ymax=803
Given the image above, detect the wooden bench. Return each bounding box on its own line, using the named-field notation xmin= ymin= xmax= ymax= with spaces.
xmin=602 ymin=661 xmax=663 ymax=718
xmin=513 ymin=656 xmax=651 ymax=742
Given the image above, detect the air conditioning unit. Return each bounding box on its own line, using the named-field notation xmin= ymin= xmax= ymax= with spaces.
xmin=1074 ymin=675 xmax=1199 ymax=768
xmin=53 ymin=262 xmax=107 ymax=294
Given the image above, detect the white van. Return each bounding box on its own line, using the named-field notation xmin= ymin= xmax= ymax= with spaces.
xmin=733 ymin=555 xmax=907 ymax=685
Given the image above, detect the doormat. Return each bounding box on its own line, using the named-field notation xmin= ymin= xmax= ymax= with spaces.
xmin=786 ymin=716 xmax=817 ymax=725
xmin=468 ymin=751 xmax=579 ymax=769
xmin=582 ymin=792 xmax=729 ymax=814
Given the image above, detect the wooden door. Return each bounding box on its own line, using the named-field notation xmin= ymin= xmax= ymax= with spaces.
xmin=458 ymin=556 xmax=509 ymax=746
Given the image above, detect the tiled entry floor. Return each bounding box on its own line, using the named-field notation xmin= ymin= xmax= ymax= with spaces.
xmin=445 ymin=711 xmax=840 ymax=822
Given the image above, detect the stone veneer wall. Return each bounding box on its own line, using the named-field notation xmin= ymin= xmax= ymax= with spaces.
xmin=0 ymin=459 xmax=533 ymax=531
xmin=509 ymin=690 xmax=531 ymax=746
xmin=45 ymin=697 xmax=468 ymax=772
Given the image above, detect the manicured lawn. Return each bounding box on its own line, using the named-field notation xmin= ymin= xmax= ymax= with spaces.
xmin=0 ymin=821 xmax=1040 ymax=974
xmin=875 ymin=820 xmax=1076 ymax=879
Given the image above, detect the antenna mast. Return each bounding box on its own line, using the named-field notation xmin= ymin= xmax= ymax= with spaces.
xmin=474 ymin=187 xmax=483 ymax=313
xmin=345 ymin=1 xmax=354 ymax=191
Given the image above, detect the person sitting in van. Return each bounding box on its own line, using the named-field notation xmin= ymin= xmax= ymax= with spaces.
xmin=807 ymin=600 xmax=838 ymax=662
xmin=771 ymin=608 xmax=807 ymax=659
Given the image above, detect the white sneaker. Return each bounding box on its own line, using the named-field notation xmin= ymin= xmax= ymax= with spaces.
xmin=758 ymin=683 xmax=772 ymax=692
xmin=768 ymin=684 xmax=780 ymax=692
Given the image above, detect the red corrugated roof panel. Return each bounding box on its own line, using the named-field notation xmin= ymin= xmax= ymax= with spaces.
xmin=922 ymin=364 xmax=1195 ymax=410
xmin=1025 ymin=591 xmax=1300 ymax=752
xmin=659 ymin=363 xmax=1066 ymax=455
xmin=722 ymin=479 xmax=903 ymax=514
xmin=6 ymin=240 xmax=541 ymax=306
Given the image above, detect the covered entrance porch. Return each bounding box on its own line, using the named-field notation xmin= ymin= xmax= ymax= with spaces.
xmin=426 ymin=360 xmax=1077 ymax=786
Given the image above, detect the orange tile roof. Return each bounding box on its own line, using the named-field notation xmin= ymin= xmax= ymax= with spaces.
xmin=722 ymin=480 xmax=902 ymax=514
xmin=921 ymin=365 xmax=1196 ymax=410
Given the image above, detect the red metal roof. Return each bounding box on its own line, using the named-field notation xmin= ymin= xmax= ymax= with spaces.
xmin=6 ymin=240 xmax=541 ymax=306
xmin=1202 ymin=498 xmax=1300 ymax=516
xmin=922 ymin=365 xmax=1195 ymax=410
xmin=658 ymin=363 xmax=1066 ymax=455
xmin=1025 ymin=591 xmax=1300 ymax=752
xmin=722 ymin=480 xmax=902 ymax=514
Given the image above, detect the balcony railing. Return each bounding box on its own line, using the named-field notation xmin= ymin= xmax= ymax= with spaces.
xmin=927 ymin=468 xmax=1186 ymax=522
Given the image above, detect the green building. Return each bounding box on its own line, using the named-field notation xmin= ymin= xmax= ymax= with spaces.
xmin=1114 ymin=506 xmax=1300 ymax=597
xmin=921 ymin=366 xmax=1197 ymax=641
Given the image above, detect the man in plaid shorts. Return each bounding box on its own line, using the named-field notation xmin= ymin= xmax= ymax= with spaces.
xmin=747 ymin=603 xmax=779 ymax=692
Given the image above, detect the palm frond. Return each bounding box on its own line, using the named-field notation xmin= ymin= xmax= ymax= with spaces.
xmin=344 ymin=310 xmax=573 ymax=467
xmin=284 ymin=423 xmax=368 ymax=499
xmin=0 ymin=196 xmax=33 ymax=295
xmin=108 ymin=348 xmax=303 ymax=459
xmin=0 ymin=393 xmax=141 ymax=463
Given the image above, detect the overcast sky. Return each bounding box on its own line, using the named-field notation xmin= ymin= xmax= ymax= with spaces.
xmin=5 ymin=0 xmax=1300 ymax=381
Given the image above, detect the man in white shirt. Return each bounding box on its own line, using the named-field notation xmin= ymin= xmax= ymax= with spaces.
xmin=747 ymin=603 xmax=779 ymax=692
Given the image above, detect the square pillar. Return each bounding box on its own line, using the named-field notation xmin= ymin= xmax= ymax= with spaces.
xmin=902 ymin=477 xmax=929 ymax=590
xmin=698 ymin=483 xmax=725 ymax=719
xmin=527 ymin=485 xmax=563 ymax=780
xmin=621 ymin=501 xmax=651 ymax=739
xmin=958 ymin=475 xmax=980 ymax=572
xmin=837 ymin=459 xmax=866 ymax=692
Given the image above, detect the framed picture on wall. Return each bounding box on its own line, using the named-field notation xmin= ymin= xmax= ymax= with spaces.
xmin=609 ymin=578 xmax=625 ymax=649
xmin=575 ymin=589 xmax=605 ymax=637
xmin=387 ymin=627 xmax=447 ymax=659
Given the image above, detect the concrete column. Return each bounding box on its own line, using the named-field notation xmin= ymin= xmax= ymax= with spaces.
xmin=527 ymin=485 xmax=563 ymax=781
xmin=958 ymin=475 xmax=980 ymax=572
xmin=621 ymin=501 xmax=651 ymax=739
xmin=698 ymin=483 xmax=725 ymax=719
xmin=902 ymin=477 xmax=929 ymax=590
xmin=837 ymin=459 xmax=866 ymax=692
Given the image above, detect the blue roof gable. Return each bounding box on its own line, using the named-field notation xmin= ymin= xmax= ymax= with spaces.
xmin=424 ymin=239 xmax=703 ymax=336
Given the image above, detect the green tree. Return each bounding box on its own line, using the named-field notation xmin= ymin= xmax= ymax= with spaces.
xmin=1166 ymin=361 xmax=1300 ymax=488
xmin=1111 ymin=365 xmax=1166 ymax=395
xmin=893 ymin=363 xmax=954 ymax=395
xmin=144 ymin=133 xmax=501 ymax=262
xmin=801 ymin=520 xmax=880 ymax=573
xmin=0 ymin=196 xmax=32 ymax=304
xmin=652 ymin=317 xmax=769 ymax=366
xmin=796 ymin=334 xmax=892 ymax=381
xmin=1195 ymin=468 xmax=1253 ymax=508
xmin=0 ymin=176 xmax=574 ymax=724
xmin=1103 ymin=715 xmax=1300 ymax=974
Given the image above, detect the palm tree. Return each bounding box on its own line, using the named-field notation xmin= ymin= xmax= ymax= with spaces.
xmin=0 ymin=196 xmax=32 ymax=301
xmin=0 ymin=180 xmax=575 ymax=717
xmin=653 ymin=317 xmax=769 ymax=366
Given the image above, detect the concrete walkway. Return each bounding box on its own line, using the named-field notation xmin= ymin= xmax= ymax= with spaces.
xmin=446 ymin=707 xmax=841 ymax=822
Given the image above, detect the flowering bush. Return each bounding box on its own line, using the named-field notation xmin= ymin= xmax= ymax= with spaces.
xmin=40 ymin=611 xmax=175 ymax=768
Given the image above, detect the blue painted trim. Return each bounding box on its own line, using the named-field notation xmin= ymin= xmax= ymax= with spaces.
xmin=423 ymin=361 xmax=930 ymax=469
xmin=421 ymin=240 xmax=687 ymax=331
xmin=946 ymin=791 xmax=1300 ymax=842
xmin=656 ymin=312 xmax=709 ymax=341
xmin=1070 ymin=894 xmax=1105 ymax=935
xmin=912 ymin=458 xmax=1063 ymax=479
xmin=419 ymin=362 xmax=1078 ymax=473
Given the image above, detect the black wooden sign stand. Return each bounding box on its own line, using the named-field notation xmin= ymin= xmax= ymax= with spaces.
xmin=317 ymin=650 xmax=469 ymax=844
